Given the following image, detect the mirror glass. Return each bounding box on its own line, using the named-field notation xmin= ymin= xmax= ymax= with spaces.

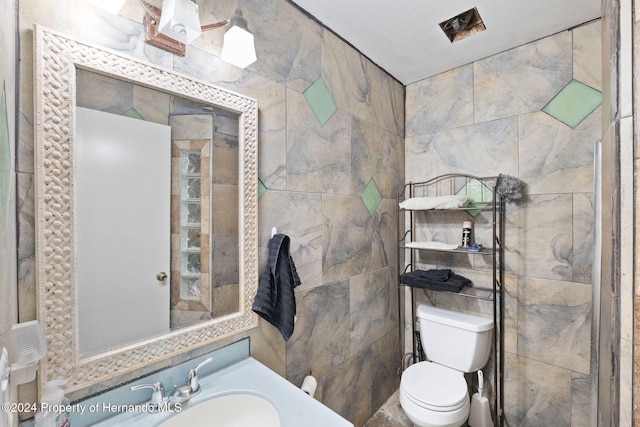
xmin=75 ymin=70 xmax=241 ymax=357
xmin=34 ymin=26 xmax=258 ymax=394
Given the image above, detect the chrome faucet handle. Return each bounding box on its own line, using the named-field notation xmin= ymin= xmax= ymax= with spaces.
xmin=187 ymin=356 xmax=214 ymax=393
xmin=131 ymin=381 xmax=165 ymax=406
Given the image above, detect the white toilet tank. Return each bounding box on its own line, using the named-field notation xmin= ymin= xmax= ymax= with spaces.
xmin=417 ymin=304 xmax=493 ymax=372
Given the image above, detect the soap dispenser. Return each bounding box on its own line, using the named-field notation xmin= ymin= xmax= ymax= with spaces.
xmin=35 ymin=379 xmax=70 ymax=427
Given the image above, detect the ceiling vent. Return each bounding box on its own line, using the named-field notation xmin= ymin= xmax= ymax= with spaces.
xmin=439 ymin=7 xmax=486 ymax=43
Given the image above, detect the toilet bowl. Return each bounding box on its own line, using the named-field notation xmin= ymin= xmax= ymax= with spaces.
xmin=399 ymin=305 xmax=493 ymax=427
xmin=399 ymin=362 xmax=469 ymax=427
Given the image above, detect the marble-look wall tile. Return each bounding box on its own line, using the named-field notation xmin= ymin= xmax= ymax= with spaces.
xmin=506 ymin=194 xmax=573 ymax=281
xmin=324 ymin=348 xmax=373 ymax=427
xmin=435 ymin=117 xmax=519 ymax=177
xmin=519 ymin=110 xmax=598 ymax=195
xmin=22 ymin=0 xmax=172 ymax=70
xmin=254 ymin=82 xmax=288 ymax=191
xmin=286 ymin=280 xmax=350 ymax=385
xmin=350 ymin=267 xmax=395 ymax=357
xmin=573 ymin=20 xmax=603 ymax=91
xmin=242 ymin=0 xmax=322 ymax=92
xmin=474 ymin=31 xmax=573 ymax=123
xmin=286 ymin=88 xmax=351 ymax=195
xmin=322 ymin=194 xmax=372 ymax=284
xmin=405 ymin=133 xmax=437 ymax=184
xmin=0 ymin=0 xmax=17 ymax=351
xmin=132 ymin=84 xmax=171 ymax=125
xmin=0 ymin=172 xmax=17 ymax=342
xmin=170 ymin=114 xmax=213 ymax=139
xmin=321 ymin=30 xmax=404 ymax=136
xmin=16 ymin=170 xmax=37 ymax=410
xmin=405 ymin=65 xmax=473 ymax=137
xmin=321 ymin=31 xmax=372 ymax=125
xmin=371 ymin=330 xmax=400 ymax=412
xmin=246 ymin=321 xmax=287 ymax=377
xmin=16 ymin=110 xmax=33 ymax=175
xmin=16 ymin=171 xmax=35 ymax=323
xmin=258 ymin=191 xmax=322 ymax=291
xmin=518 ymin=276 xmax=591 ymax=374
xmin=504 ymin=352 xmax=572 ymax=426
xmin=367 ymin=62 xmax=405 ymax=137
xmin=573 ymin=193 xmax=595 ymax=284
xmin=351 ymin=117 xmax=404 ymax=198
xmin=174 ymin=47 xmax=289 ymax=191
xmin=571 ymin=373 xmax=592 ymax=427
xmin=503 ymin=274 xmax=519 ymax=355
xmin=76 ymin=70 xmax=134 ymax=114
xmin=372 ymin=199 xmax=397 ymax=271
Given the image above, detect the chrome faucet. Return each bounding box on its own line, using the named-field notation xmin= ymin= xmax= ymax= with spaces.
xmin=130 ymin=357 xmax=214 ymax=409
xmin=130 ymin=382 xmax=166 ymax=408
xmin=170 ymin=357 xmax=214 ymax=404
xmin=187 ymin=357 xmax=214 ymax=394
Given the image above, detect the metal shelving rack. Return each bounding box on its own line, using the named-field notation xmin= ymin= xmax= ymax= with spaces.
xmin=396 ymin=173 xmax=505 ymax=427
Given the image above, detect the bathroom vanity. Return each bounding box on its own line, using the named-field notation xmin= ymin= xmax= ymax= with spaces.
xmin=68 ymin=340 xmax=352 ymax=427
xmin=89 ymin=358 xmax=352 ymax=427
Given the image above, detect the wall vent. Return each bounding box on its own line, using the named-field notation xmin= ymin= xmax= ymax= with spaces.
xmin=439 ymin=7 xmax=486 ymax=43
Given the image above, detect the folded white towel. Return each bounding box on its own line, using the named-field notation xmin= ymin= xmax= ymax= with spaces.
xmin=405 ymin=241 xmax=460 ymax=251
xmin=399 ymin=195 xmax=468 ymax=210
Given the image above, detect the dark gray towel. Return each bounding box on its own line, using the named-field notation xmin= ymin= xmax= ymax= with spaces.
xmin=252 ymin=234 xmax=301 ymax=341
xmin=400 ymin=269 xmax=471 ymax=292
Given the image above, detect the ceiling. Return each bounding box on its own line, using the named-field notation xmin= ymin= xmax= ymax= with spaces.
xmin=288 ymin=0 xmax=602 ymax=85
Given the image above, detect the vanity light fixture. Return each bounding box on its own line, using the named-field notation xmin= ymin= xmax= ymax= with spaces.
xmin=83 ymin=0 xmax=257 ymax=67
xmin=142 ymin=0 xmax=257 ymax=68
xmin=219 ymin=10 xmax=257 ymax=69
xmin=156 ymin=0 xmax=202 ymax=45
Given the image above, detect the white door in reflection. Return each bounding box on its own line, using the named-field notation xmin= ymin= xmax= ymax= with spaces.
xmin=76 ymin=107 xmax=171 ymax=358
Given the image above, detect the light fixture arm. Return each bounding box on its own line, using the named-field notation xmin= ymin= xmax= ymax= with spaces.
xmin=137 ymin=0 xmax=241 ymax=32
xmin=137 ymin=0 xmax=161 ymax=21
xmin=201 ymin=9 xmax=249 ymax=32
xmin=138 ymin=2 xmax=256 ymax=67
xmin=201 ymin=19 xmax=230 ymax=31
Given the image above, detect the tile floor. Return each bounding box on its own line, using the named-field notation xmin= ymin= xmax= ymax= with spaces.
xmin=363 ymin=390 xmax=412 ymax=427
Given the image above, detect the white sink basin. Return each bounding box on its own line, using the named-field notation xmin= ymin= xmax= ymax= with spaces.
xmin=158 ymin=393 xmax=280 ymax=427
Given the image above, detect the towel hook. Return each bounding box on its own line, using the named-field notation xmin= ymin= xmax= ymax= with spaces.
xmin=271 ymin=227 xmax=278 ymax=238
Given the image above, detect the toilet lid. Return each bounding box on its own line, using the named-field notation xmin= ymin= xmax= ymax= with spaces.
xmin=401 ymin=362 xmax=468 ymax=411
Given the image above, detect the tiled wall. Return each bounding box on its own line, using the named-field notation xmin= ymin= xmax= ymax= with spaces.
xmin=405 ymin=22 xmax=602 ymax=426
xmin=0 ymin=0 xmax=18 ymax=387
xmin=16 ymin=1 xmax=404 ymax=426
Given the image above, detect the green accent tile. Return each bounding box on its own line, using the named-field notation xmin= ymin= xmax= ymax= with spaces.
xmin=122 ymin=107 xmax=144 ymax=120
xmin=456 ymin=179 xmax=492 ymax=217
xmin=543 ymin=79 xmax=602 ymax=128
xmin=303 ymin=77 xmax=338 ymax=126
xmin=361 ymin=178 xmax=382 ymax=216
xmin=258 ymin=178 xmax=267 ymax=199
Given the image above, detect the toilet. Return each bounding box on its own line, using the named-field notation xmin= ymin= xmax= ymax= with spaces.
xmin=399 ymin=304 xmax=493 ymax=427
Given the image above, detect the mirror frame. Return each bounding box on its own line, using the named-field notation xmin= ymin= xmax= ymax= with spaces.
xmin=33 ymin=25 xmax=259 ymax=394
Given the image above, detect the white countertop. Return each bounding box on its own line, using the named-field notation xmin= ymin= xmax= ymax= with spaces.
xmin=90 ymin=357 xmax=353 ymax=427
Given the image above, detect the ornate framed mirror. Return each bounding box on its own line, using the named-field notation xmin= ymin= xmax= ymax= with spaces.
xmin=33 ymin=25 xmax=258 ymax=394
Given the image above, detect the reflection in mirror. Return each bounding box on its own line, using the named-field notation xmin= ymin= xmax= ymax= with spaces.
xmin=75 ymin=70 xmax=241 ymax=355
xmin=34 ymin=25 xmax=258 ymax=396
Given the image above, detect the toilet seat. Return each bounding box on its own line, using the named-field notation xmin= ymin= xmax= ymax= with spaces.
xmin=400 ymin=362 xmax=468 ymax=411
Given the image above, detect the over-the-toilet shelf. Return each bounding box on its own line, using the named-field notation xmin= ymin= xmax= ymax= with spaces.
xmin=396 ymin=173 xmax=507 ymax=427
